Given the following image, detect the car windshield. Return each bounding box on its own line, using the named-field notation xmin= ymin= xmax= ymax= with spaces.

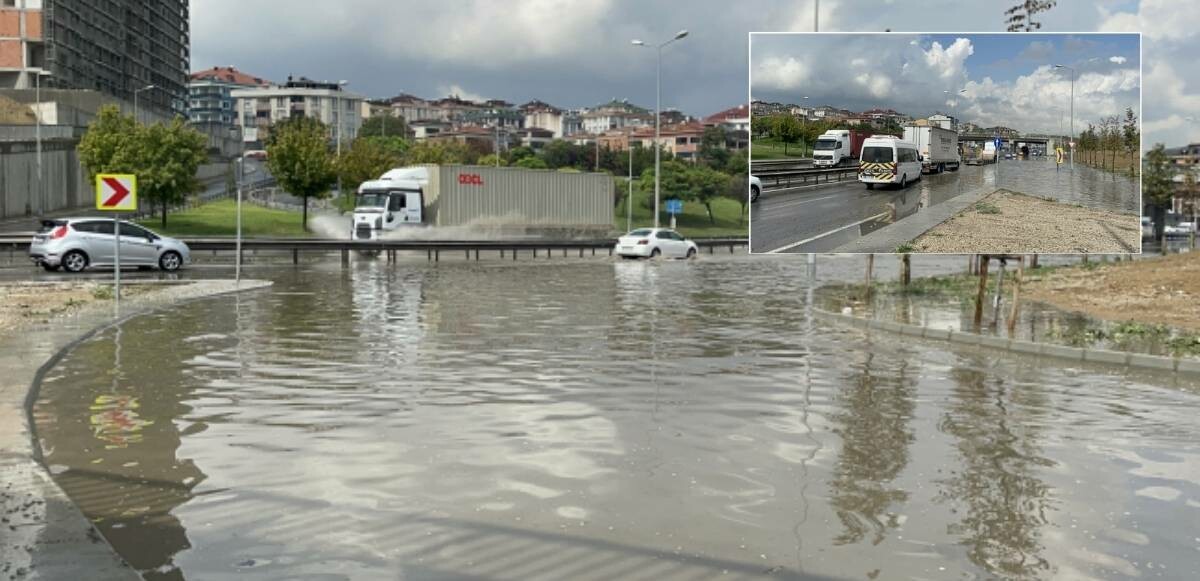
xmin=861 ymin=146 xmax=894 ymax=163
xmin=627 ymin=229 xmax=654 ymax=237
xmin=356 ymin=193 xmax=388 ymax=210
xmin=814 ymin=139 xmax=839 ymax=150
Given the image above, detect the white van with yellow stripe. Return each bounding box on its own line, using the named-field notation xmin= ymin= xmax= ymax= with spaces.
xmin=858 ymin=136 xmax=922 ymax=190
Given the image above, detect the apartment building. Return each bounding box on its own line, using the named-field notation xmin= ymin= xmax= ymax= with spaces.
xmin=231 ymin=76 xmax=364 ymax=144
xmin=1 ymin=0 xmax=190 ymax=116
xmin=581 ymin=99 xmax=651 ymax=134
xmin=188 ymin=66 xmax=268 ymax=128
xmin=388 ymin=93 xmax=440 ymax=123
xmin=520 ymin=99 xmax=565 ymax=138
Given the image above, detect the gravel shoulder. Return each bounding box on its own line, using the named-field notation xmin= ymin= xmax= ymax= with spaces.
xmin=911 ymin=190 xmax=1141 ymax=253
xmin=1 ymin=278 xmax=271 ymax=581
xmin=1024 ymin=252 xmax=1200 ymax=332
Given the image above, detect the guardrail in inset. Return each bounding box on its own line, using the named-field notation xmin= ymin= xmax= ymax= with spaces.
xmin=2 ymin=237 xmax=749 ymax=266
xmin=754 ymin=167 xmax=860 ymax=190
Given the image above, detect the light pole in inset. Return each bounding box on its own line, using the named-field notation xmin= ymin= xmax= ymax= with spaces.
xmin=35 ymin=69 xmax=52 ymax=216
xmin=134 ymin=84 xmax=157 ymax=125
xmin=632 ymin=29 xmax=689 ymax=229
xmin=1054 ymin=64 xmax=1074 ymax=167
xmin=335 ymin=80 xmax=349 ymax=195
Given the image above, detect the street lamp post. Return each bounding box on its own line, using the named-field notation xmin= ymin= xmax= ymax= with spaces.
xmin=133 ymin=84 xmax=157 ymax=125
xmin=335 ymin=80 xmax=349 ymax=196
xmin=627 ymin=144 xmax=634 ymax=232
xmin=34 ymin=69 xmax=51 ymax=216
xmin=1054 ymin=64 xmax=1074 ymax=167
xmin=632 ymin=29 xmax=689 ymax=229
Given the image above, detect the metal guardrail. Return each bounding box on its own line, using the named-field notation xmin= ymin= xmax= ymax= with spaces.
xmin=1 ymin=236 xmax=749 ymax=263
xmin=754 ymin=167 xmax=860 ymax=190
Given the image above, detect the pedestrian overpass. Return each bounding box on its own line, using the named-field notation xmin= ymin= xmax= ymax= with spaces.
xmin=959 ymin=134 xmax=1057 ymax=155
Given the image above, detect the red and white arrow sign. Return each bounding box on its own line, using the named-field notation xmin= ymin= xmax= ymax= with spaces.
xmin=96 ymin=174 xmax=137 ymax=211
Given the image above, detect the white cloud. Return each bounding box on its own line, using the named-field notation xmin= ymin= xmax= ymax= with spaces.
xmin=960 ymin=65 xmax=1139 ymax=136
xmin=753 ymin=56 xmax=810 ymax=91
xmin=1098 ymin=0 xmax=1200 ymax=41
xmin=1109 ymin=56 xmax=1127 ymax=64
xmin=922 ymin=38 xmax=974 ymax=80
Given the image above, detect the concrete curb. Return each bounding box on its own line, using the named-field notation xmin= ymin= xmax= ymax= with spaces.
xmin=814 ymin=308 xmax=1194 ymax=376
xmin=1 ymin=279 xmax=273 ymax=581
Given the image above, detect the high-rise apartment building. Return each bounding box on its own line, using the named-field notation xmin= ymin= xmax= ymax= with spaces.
xmin=0 ymin=0 xmax=190 ymax=116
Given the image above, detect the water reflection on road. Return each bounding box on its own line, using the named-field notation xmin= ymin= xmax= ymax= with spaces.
xmin=32 ymin=256 xmax=1200 ymax=580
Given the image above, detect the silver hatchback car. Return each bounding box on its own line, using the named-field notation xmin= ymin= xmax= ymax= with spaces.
xmin=30 ymin=218 xmax=190 ymax=273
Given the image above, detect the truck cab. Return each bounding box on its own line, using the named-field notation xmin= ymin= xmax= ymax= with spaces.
xmin=352 ymin=180 xmax=424 ymax=240
xmin=812 ymin=130 xmax=851 ymax=167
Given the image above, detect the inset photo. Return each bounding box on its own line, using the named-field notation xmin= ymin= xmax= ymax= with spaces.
xmin=749 ymin=32 xmax=1142 ymax=255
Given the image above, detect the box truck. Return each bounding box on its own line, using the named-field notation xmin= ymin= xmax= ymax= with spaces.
xmin=351 ymin=165 xmax=614 ymax=239
xmin=902 ymin=126 xmax=960 ymax=173
xmin=811 ymin=129 xmax=871 ymax=167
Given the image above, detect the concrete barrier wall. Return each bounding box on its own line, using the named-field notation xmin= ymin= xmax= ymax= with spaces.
xmin=0 ymin=140 xmax=88 ymax=220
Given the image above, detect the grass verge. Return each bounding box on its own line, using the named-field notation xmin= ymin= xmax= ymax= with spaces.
xmin=136 ymin=199 xmax=313 ymax=238
xmin=614 ymin=181 xmax=748 ymax=238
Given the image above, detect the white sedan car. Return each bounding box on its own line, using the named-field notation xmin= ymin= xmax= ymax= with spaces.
xmin=615 ymin=228 xmax=699 ymax=259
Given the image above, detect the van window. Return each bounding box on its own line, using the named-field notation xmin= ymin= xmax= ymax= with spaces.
xmin=861 ymin=146 xmax=894 ymax=163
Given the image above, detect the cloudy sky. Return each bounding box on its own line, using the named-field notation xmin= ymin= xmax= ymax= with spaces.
xmin=192 ymin=0 xmax=1197 ymax=149
xmin=752 ymin=33 xmax=1140 ymax=136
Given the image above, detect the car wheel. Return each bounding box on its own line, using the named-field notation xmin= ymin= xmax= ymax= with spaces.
xmin=750 ymin=185 xmax=760 ymax=203
xmin=649 ymin=248 xmax=661 ymax=259
xmin=159 ymin=251 xmax=183 ymax=272
xmin=41 ymin=263 xmax=59 ymax=272
xmin=61 ymin=250 xmax=88 ymax=273
xmin=686 ymin=248 xmax=697 ymax=259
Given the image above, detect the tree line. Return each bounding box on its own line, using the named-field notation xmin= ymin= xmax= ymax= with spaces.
xmin=1076 ymin=107 xmax=1139 ymax=175
xmin=751 ymin=114 xmax=903 ymax=156
xmin=77 ymin=105 xmax=208 ymax=227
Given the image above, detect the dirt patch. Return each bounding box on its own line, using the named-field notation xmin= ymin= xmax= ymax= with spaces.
xmin=911 ymin=190 xmax=1140 ymax=253
xmin=1024 ymin=253 xmax=1200 ymax=332
xmin=0 ymin=282 xmax=159 ymax=335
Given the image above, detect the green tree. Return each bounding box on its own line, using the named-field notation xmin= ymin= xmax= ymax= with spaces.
xmin=402 ymin=140 xmax=472 ymax=165
xmin=505 ymin=146 xmax=536 ymax=164
xmin=698 ymin=126 xmax=731 ymax=169
xmin=751 ymin=115 xmax=772 ymax=138
xmin=1122 ymin=107 xmax=1139 ymax=176
xmin=266 ymin=117 xmax=337 ymax=231
xmin=1143 ymin=144 xmax=1175 ymax=253
xmin=638 ymin=160 xmax=691 ymax=213
xmin=337 ymin=137 xmax=400 ymax=197
xmin=773 ymin=114 xmax=803 ymax=156
xmin=514 ymin=156 xmax=548 ymax=169
xmin=133 ymin=117 xmax=207 ymax=228
xmin=78 ymin=105 xmax=139 ymax=178
xmin=477 ymin=153 xmax=506 ymax=167
xmin=541 ymin=139 xmax=585 ymax=169
xmin=724 ymin=152 xmax=750 ymax=222
xmin=360 ymin=114 xmax=408 ymax=139
xmin=686 ymin=165 xmax=731 ymax=224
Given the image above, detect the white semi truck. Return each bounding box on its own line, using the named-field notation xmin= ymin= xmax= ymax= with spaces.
xmin=902 ymin=126 xmax=960 ymax=173
xmin=351 ymin=165 xmax=614 ymax=240
xmin=812 ymin=129 xmax=871 ymax=167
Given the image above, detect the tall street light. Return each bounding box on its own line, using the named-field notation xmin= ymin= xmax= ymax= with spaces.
xmin=632 ymin=29 xmax=688 ymax=229
xmin=335 ymin=80 xmax=349 ymax=195
xmin=35 ymin=69 xmax=52 ymax=216
xmin=1054 ymin=64 xmax=1074 ymax=166
xmin=134 ymin=84 xmax=157 ymax=125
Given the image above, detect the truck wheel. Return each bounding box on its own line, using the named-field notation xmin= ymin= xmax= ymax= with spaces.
xmin=938 ymin=163 xmax=945 ymax=173
xmin=866 ymin=183 xmax=874 ymax=190
xmin=899 ymin=175 xmax=908 ymax=189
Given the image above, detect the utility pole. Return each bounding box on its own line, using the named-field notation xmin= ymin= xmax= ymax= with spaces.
xmin=632 ymin=30 xmax=689 ymax=228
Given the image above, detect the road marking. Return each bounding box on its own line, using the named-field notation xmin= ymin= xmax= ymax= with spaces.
xmin=764 ymin=212 xmax=890 ymax=254
xmin=763 ymin=193 xmax=841 ymax=210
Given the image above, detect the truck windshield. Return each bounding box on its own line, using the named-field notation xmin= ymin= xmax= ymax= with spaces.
xmin=861 ymin=147 xmax=894 ymax=163
xmin=356 ymin=193 xmax=388 ymax=209
xmin=814 ymin=139 xmax=839 ymax=150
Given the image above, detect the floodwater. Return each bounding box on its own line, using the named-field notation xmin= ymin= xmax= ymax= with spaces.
xmin=960 ymin=158 xmax=1139 ymax=214
xmin=31 ymin=256 xmax=1200 ymax=580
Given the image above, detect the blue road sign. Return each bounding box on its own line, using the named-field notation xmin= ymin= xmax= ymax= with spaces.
xmin=666 ymin=199 xmax=684 ymax=215
xmin=994 ymin=137 xmax=1002 ymax=148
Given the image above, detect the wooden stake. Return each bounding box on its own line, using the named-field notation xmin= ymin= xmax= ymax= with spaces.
xmin=974 ymin=255 xmax=990 ymax=329
xmin=901 ymin=253 xmax=911 ymax=287
xmin=865 ymin=254 xmax=875 ymax=299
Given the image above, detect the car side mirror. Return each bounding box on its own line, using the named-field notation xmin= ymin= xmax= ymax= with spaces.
xmin=386 ymin=213 xmax=394 ymax=222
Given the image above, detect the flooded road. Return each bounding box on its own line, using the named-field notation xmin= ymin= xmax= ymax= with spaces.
xmin=32 ymin=257 xmax=1200 ymax=580
xmin=752 ymin=159 xmax=1139 ymax=253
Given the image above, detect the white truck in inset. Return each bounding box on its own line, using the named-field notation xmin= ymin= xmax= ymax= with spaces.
xmin=812 ymin=129 xmax=871 ymax=167
xmin=902 ymin=126 xmax=960 ymax=173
